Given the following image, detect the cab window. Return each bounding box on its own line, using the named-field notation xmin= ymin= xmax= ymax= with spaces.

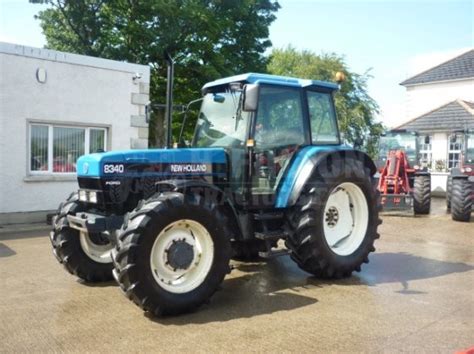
xmin=251 ymin=86 xmax=305 ymax=194
xmin=307 ymin=91 xmax=339 ymax=144
xmin=255 ymin=86 xmax=305 ymax=148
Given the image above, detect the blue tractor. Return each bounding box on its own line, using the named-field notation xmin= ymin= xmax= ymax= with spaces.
xmin=51 ymin=69 xmax=381 ymax=316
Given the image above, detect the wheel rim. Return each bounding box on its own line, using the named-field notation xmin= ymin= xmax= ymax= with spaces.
xmin=79 ymin=231 xmax=113 ymax=263
xmin=150 ymin=219 xmax=214 ymax=294
xmin=323 ymin=182 xmax=369 ymax=256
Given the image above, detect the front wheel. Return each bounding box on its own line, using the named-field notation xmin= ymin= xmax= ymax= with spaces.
xmin=413 ymin=174 xmax=431 ymax=215
xmin=50 ymin=193 xmax=114 ymax=282
xmin=286 ymin=155 xmax=381 ymax=278
xmin=113 ymin=191 xmax=232 ymax=316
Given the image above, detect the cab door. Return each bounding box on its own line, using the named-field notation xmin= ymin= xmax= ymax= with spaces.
xmin=249 ymin=85 xmax=309 ymax=207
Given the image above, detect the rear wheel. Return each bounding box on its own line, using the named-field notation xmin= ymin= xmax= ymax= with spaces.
xmin=113 ymin=191 xmax=232 ymax=316
xmin=446 ymin=175 xmax=452 ymax=211
xmin=286 ymin=156 xmax=381 ymax=278
xmin=50 ymin=193 xmax=114 ymax=282
xmin=451 ymin=178 xmax=472 ymax=222
xmin=413 ymin=174 xmax=431 ymax=215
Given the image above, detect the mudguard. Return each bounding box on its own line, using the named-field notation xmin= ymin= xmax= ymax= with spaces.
xmin=275 ymin=146 xmax=376 ymax=208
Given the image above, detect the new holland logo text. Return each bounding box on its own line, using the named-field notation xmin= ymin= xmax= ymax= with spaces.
xmin=170 ymin=164 xmax=208 ymax=173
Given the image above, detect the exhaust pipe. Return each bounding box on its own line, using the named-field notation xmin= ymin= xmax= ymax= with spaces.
xmin=164 ymin=52 xmax=174 ymax=148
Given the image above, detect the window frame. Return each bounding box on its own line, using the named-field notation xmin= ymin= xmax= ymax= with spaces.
xmin=447 ymin=133 xmax=464 ymax=170
xmin=251 ymin=84 xmax=311 ymax=148
xmin=28 ymin=123 xmax=108 ymax=175
xmin=305 ymin=88 xmax=341 ymax=146
xmin=419 ymin=134 xmax=433 ymax=170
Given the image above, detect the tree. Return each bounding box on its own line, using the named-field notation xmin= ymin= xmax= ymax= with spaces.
xmin=31 ymin=0 xmax=280 ymax=146
xmin=267 ymin=46 xmax=384 ymax=157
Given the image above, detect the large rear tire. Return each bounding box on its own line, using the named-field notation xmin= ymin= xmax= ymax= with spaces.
xmin=113 ymin=191 xmax=232 ymax=316
xmin=50 ymin=193 xmax=114 ymax=282
xmin=285 ymin=155 xmax=381 ymax=278
xmin=413 ymin=174 xmax=431 ymax=215
xmin=451 ymin=178 xmax=472 ymax=222
xmin=446 ymin=175 xmax=452 ymax=211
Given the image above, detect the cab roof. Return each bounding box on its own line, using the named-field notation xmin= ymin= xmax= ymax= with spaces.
xmin=202 ymin=72 xmax=339 ymax=93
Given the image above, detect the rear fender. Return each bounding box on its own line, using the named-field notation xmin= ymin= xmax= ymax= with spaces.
xmin=276 ymin=147 xmax=376 ymax=208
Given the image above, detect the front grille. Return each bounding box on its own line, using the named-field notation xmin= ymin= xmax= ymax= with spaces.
xmin=78 ymin=177 xmax=102 ymax=189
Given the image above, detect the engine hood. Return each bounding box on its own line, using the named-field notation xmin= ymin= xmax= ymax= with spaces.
xmin=76 ymin=148 xmax=227 ymax=178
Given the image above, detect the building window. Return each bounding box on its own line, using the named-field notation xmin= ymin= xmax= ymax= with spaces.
xmin=29 ymin=124 xmax=107 ymax=174
xmin=419 ymin=135 xmax=432 ymax=169
xmin=447 ymin=133 xmax=463 ymax=169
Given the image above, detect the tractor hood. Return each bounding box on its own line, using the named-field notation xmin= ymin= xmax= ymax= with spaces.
xmin=76 ymin=148 xmax=227 ymax=178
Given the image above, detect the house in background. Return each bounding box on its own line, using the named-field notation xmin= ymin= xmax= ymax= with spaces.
xmin=397 ymin=49 xmax=474 ymax=193
xmin=0 ymin=42 xmax=150 ymax=225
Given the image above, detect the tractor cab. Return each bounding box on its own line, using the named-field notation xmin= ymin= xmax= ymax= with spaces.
xmin=376 ymin=130 xmax=421 ymax=171
xmin=459 ymin=130 xmax=474 ymax=175
xmin=192 ymin=73 xmax=342 ymax=208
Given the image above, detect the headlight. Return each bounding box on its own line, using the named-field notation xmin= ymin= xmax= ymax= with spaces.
xmin=78 ymin=189 xmax=99 ymax=204
xmin=89 ymin=191 xmax=98 ymax=204
xmin=79 ymin=190 xmax=88 ymax=202
xmin=414 ymin=165 xmax=420 ymax=170
xmin=464 ymin=167 xmax=472 ymax=173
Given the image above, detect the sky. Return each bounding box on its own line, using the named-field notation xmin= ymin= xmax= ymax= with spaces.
xmin=0 ymin=0 xmax=473 ymax=127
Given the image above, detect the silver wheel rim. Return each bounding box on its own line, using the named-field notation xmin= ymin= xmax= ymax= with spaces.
xmin=79 ymin=231 xmax=113 ymax=263
xmin=323 ymin=182 xmax=369 ymax=256
xmin=150 ymin=219 xmax=214 ymax=294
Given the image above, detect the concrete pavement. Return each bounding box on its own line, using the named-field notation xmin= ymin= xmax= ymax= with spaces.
xmin=0 ymin=198 xmax=473 ymax=352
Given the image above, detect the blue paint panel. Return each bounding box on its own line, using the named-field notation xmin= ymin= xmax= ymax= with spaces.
xmin=202 ymin=73 xmax=339 ymax=91
xmin=275 ymin=145 xmax=349 ymax=208
xmin=77 ymin=148 xmax=227 ymax=177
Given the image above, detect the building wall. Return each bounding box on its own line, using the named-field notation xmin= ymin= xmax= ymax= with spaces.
xmin=431 ymin=132 xmax=448 ymax=168
xmin=0 ymin=43 xmax=150 ymax=224
xmin=404 ymin=79 xmax=474 ymax=119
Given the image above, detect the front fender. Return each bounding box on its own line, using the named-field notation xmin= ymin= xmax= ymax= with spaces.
xmin=275 ymin=146 xmax=376 ymax=208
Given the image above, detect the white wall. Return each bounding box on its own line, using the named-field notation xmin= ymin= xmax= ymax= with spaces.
xmin=0 ymin=44 xmax=150 ymax=220
xmin=431 ymin=132 xmax=448 ymax=168
xmin=404 ymin=79 xmax=474 ymax=120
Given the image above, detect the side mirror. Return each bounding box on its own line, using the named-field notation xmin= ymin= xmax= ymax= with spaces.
xmin=213 ymin=94 xmax=225 ymax=103
xmin=243 ymin=84 xmax=259 ymax=112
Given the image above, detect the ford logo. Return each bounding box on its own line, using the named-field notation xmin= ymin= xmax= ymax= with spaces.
xmin=83 ymin=163 xmax=89 ymax=174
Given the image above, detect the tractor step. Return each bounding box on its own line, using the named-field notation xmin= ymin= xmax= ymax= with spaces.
xmin=255 ymin=230 xmax=288 ymax=241
xmin=253 ymin=212 xmax=284 ymax=221
xmin=258 ymin=249 xmax=291 ymax=259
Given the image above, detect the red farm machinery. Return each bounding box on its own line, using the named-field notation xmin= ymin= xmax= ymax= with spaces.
xmin=376 ymin=130 xmax=431 ymax=214
xmin=446 ymin=130 xmax=474 ymax=222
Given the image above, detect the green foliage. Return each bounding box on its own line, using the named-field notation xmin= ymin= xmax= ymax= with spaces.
xmin=267 ymin=46 xmax=384 ymax=157
xmin=32 ymin=0 xmax=280 ymax=147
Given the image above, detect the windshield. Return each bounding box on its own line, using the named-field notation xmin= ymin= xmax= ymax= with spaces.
xmin=193 ymin=91 xmax=250 ymax=148
xmin=379 ymin=133 xmax=417 ymax=161
xmin=466 ymin=134 xmax=474 ymax=164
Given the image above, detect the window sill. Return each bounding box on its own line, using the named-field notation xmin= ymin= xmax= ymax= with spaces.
xmin=24 ymin=175 xmax=77 ymax=183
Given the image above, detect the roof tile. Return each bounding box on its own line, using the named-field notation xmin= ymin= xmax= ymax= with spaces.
xmin=396 ymin=100 xmax=474 ymax=132
xmin=400 ymin=49 xmax=474 ymax=86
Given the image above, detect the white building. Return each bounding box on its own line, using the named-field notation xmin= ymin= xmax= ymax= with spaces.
xmin=397 ymin=49 xmax=474 ymax=194
xmin=0 ymin=42 xmax=150 ymax=225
